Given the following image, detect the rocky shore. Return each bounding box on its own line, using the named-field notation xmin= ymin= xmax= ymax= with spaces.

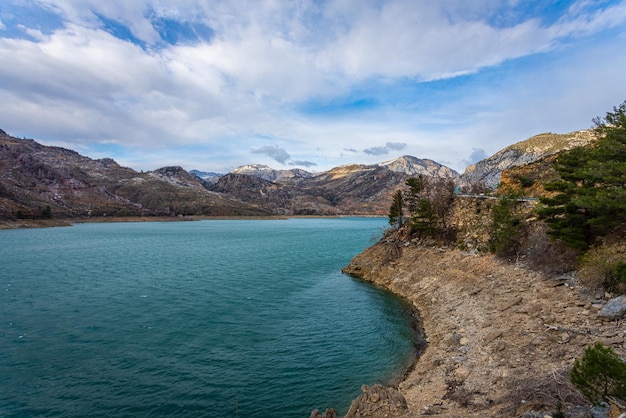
xmin=340 ymin=241 xmax=626 ymax=418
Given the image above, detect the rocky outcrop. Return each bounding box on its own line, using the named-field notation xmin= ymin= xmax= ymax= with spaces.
xmin=378 ymin=156 xmax=460 ymax=179
xmin=461 ymin=130 xmax=596 ymax=187
xmin=342 ymin=241 xmax=625 ymax=417
xmin=344 ymin=384 xmax=410 ymax=418
xmin=230 ymin=164 xmax=313 ymax=183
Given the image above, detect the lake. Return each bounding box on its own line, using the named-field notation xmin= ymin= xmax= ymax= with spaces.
xmin=0 ymin=218 xmax=415 ymax=417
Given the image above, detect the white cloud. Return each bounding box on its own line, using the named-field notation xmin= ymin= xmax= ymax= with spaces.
xmin=0 ymin=0 xmax=625 ymax=173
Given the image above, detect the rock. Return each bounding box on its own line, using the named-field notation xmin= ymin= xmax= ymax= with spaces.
xmin=456 ymin=366 xmax=471 ymax=380
xmin=484 ymin=330 xmax=502 ymax=344
xmin=600 ymin=336 xmax=624 ymax=346
xmin=345 ymin=384 xmax=408 ymax=418
xmin=598 ymin=296 xmax=626 ymax=320
xmin=499 ymin=296 xmax=523 ymax=311
xmin=589 ymin=402 xmax=610 ymax=418
xmin=310 ymin=408 xmax=337 ymax=418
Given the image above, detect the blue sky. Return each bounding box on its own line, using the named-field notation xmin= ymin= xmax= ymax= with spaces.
xmin=1 ymin=0 xmax=625 ymax=173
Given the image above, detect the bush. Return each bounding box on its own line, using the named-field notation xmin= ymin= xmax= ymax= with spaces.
xmin=523 ymin=222 xmax=579 ymax=274
xmin=578 ymin=244 xmax=626 ymax=295
xmin=570 ymin=342 xmax=626 ymax=405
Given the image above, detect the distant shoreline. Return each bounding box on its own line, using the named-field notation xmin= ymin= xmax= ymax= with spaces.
xmin=0 ymin=214 xmax=384 ymax=230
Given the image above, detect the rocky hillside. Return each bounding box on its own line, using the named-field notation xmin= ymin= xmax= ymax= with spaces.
xmin=339 ymin=195 xmax=626 ymax=417
xmin=207 ymin=165 xmax=411 ymax=216
xmin=0 ymin=130 xmax=270 ymax=219
xmin=207 ymin=173 xmax=340 ymax=216
xmin=0 ymin=130 xmax=461 ymax=220
xmin=460 ymin=130 xmax=596 ymax=188
xmin=342 ymin=242 xmax=624 ymax=418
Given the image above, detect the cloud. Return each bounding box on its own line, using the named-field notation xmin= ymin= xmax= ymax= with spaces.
xmin=289 ymin=160 xmax=317 ymax=168
xmin=251 ymin=145 xmax=291 ymax=165
xmin=363 ymin=142 xmax=407 ymax=156
xmin=0 ymin=0 xmax=625 ymax=174
xmin=463 ymin=148 xmax=489 ymax=166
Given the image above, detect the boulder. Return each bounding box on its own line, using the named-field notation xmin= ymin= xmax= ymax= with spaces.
xmin=598 ymin=295 xmax=626 ymax=320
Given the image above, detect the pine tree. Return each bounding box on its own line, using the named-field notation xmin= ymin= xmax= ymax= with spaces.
xmin=570 ymin=342 xmax=626 ymax=405
xmin=538 ymin=101 xmax=626 ymax=249
xmin=388 ymin=189 xmax=404 ymax=228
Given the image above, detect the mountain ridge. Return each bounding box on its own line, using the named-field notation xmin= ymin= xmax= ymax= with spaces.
xmin=0 ymin=127 xmax=598 ymax=222
xmin=460 ymin=129 xmax=597 ymax=187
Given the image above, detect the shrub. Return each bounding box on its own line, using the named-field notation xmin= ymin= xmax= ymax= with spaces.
xmin=570 ymin=342 xmax=626 ymax=405
xmin=578 ymin=244 xmax=626 ymax=295
xmin=523 ymin=222 xmax=579 ymax=274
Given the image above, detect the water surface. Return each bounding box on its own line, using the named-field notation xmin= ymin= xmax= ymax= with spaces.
xmin=0 ymin=218 xmax=415 ymax=417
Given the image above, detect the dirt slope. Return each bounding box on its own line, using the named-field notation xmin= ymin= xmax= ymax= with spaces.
xmin=342 ymin=243 xmax=625 ymax=417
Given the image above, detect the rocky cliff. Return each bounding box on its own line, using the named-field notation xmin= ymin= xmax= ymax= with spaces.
xmin=460 ymin=130 xmax=596 ymax=188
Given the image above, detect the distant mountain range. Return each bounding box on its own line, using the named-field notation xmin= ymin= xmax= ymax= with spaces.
xmin=0 ymin=127 xmax=597 ymax=220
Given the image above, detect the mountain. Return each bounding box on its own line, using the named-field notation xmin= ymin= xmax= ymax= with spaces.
xmin=0 ymin=129 xmax=461 ymax=220
xmin=223 ymin=156 xmax=458 ymax=183
xmin=379 ymin=155 xmax=460 ymax=178
xmin=207 ymin=173 xmax=340 ymax=216
xmin=300 ymin=164 xmax=414 ymax=214
xmin=230 ymin=164 xmax=313 ymax=183
xmin=0 ymin=131 xmax=270 ymax=219
xmin=460 ymin=130 xmax=597 ymax=187
xmin=189 ymin=169 xmax=223 ymax=183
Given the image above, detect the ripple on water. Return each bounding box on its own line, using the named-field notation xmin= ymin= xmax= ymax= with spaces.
xmin=0 ymin=219 xmax=415 ymax=417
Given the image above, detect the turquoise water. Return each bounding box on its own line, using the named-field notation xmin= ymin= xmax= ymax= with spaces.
xmin=0 ymin=218 xmax=415 ymax=417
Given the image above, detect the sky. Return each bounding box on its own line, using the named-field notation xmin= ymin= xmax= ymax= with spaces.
xmin=1 ymin=1 xmax=626 ymax=174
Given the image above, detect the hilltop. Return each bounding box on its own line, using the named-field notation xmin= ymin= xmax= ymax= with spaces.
xmin=460 ymin=130 xmax=597 ymax=188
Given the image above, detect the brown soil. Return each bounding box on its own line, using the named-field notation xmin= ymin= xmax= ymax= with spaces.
xmin=342 ymin=242 xmax=625 ymax=417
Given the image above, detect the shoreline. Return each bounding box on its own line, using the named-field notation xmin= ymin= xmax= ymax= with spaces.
xmin=0 ymin=214 xmax=385 ymax=230
xmin=342 ymin=242 xmax=626 ymax=417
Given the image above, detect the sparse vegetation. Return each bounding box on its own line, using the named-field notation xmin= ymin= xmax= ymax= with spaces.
xmin=504 ymin=368 xmax=589 ymax=416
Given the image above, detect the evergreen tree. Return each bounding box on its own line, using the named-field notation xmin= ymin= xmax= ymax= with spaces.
xmin=570 ymin=342 xmax=626 ymax=405
xmin=538 ymin=101 xmax=626 ymax=249
xmin=404 ymin=176 xmax=427 ymax=216
xmin=388 ymin=189 xmax=404 ymax=228
xmin=403 ymin=176 xmax=455 ymax=236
